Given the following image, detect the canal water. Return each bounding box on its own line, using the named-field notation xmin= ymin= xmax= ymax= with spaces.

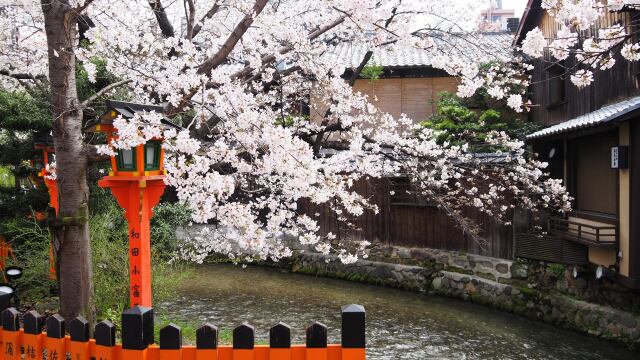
xmin=160 ymin=264 xmax=637 ymax=359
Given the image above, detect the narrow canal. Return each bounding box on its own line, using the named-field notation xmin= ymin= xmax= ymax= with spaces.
xmin=160 ymin=264 xmax=637 ymax=359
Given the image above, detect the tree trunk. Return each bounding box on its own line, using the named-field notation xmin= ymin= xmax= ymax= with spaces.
xmin=42 ymin=0 xmax=94 ymax=322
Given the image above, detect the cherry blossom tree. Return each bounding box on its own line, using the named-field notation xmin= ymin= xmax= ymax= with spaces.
xmin=519 ymin=0 xmax=640 ymax=88
xmin=1 ymin=0 xmax=573 ymax=319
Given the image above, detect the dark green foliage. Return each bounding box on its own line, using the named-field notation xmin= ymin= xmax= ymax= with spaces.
xmin=76 ymin=57 xmax=130 ymax=115
xmin=420 ymin=92 xmax=540 ymax=151
xmin=0 ymin=187 xmax=49 ymax=219
xmin=0 ymin=89 xmax=52 ymax=218
xmin=0 ymin=91 xmax=50 ymax=132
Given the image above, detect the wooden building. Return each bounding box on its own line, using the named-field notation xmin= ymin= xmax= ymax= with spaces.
xmin=303 ymin=35 xmax=516 ymax=259
xmin=311 ymin=36 xmax=513 ymax=125
xmin=514 ymin=0 xmax=640 ymax=288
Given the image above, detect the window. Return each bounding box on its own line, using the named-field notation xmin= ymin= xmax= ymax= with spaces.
xmin=144 ymin=141 xmax=161 ymax=171
xmin=571 ymin=131 xmax=618 ymax=216
xmin=546 ymin=64 xmax=566 ymax=107
xmin=116 ymin=148 xmax=136 ymax=171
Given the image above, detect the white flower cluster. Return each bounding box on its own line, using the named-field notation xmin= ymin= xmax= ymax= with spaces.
xmin=524 ymin=1 xmax=640 ymax=88
xmin=44 ymin=161 xmax=57 ymax=181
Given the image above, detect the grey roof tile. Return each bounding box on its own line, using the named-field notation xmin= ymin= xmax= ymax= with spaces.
xmin=527 ymin=96 xmax=640 ymax=139
xmin=325 ymin=33 xmax=514 ymax=69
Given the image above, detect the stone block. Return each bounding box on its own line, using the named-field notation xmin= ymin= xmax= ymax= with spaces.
xmin=397 ymin=248 xmax=411 ymax=259
xmin=496 ymin=263 xmax=509 ymax=274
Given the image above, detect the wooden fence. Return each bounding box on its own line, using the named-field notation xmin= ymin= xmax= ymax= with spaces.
xmin=0 ymin=305 xmax=366 ymax=360
xmin=299 ymin=178 xmax=513 ymax=259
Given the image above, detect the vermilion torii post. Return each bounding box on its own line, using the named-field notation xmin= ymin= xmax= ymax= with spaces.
xmin=34 ymin=133 xmax=58 ymax=280
xmin=89 ymin=100 xmax=179 ymax=307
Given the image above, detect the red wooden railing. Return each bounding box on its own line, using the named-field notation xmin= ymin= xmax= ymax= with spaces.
xmin=0 ymin=305 xmax=366 ymax=360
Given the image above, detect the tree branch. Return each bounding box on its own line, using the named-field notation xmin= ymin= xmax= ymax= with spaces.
xmin=165 ymin=0 xmax=269 ymax=116
xmin=0 ymin=69 xmax=46 ymax=80
xmin=79 ymin=79 xmax=132 ymax=109
xmin=197 ymin=0 xmax=269 ymax=76
xmin=192 ymin=1 xmax=221 ymax=38
xmin=149 ymin=0 xmax=175 ymax=38
xmin=84 ymin=144 xmax=111 ymax=164
xmin=184 ymin=0 xmax=196 ymax=41
xmin=348 ymin=51 xmax=373 ymax=86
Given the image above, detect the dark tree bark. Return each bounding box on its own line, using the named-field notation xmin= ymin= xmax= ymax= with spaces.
xmin=149 ymin=0 xmax=176 ymax=38
xmin=41 ymin=0 xmax=94 ymax=322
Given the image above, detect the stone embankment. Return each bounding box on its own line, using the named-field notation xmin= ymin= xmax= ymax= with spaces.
xmin=290 ymin=246 xmax=640 ymax=349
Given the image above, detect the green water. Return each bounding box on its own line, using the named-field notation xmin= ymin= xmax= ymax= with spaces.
xmin=159 ymin=264 xmax=638 ymax=359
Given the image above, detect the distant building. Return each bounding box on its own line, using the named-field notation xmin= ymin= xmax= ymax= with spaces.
xmin=479 ymin=0 xmax=518 ymax=32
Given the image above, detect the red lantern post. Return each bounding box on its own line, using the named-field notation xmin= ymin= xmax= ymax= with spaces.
xmin=88 ymin=100 xmax=178 ymax=307
xmin=34 ymin=133 xmax=58 ymax=280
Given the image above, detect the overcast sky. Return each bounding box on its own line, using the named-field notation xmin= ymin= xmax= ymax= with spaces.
xmin=503 ymin=0 xmax=528 ymax=18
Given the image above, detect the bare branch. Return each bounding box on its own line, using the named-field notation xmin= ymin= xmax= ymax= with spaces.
xmin=197 ymin=0 xmax=269 ymax=75
xmin=192 ymin=1 xmax=221 ymax=38
xmin=165 ymin=0 xmax=269 ymax=116
xmin=0 ymin=69 xmax=46 ymax=80
xmin=79 ymin=79 xmax=132 ymax=109
xmin=348 ymin=51 xmax=373 ymax=86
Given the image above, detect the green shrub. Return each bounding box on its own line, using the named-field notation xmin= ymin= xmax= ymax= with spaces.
xmin=420 ymin=91 xmax=541 ymax=150
xmin=548 ymin=263 xmax=566 ymax=279
xmin=151 ymin=202 xmax=191 ymax=257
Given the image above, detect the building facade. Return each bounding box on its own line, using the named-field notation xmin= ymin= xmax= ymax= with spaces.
xmin=514 ymin=0 xmax=640 ymax=288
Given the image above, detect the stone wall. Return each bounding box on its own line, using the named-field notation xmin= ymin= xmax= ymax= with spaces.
xmin=367 ymin=244 xmax=514 ymax=282
xmin=290 ymin=249 xmax=640 ymax=349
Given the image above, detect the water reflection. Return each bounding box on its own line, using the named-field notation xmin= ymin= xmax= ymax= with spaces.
xmin=159 ymin=264 xmax=637 ymax=359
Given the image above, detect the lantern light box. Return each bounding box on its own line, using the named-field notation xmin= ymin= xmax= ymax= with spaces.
xmin=85 ymin=100 xmax=180 ymax=177
xmin=85 ymin=100 xmax=182 ymax=308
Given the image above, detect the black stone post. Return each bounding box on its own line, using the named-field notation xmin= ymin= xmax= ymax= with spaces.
xmin=341 ymin=304 xmax=366 ymax=348
xmin=122 ymin=306 xmax=154 ymax=350
xmin=159 ymin=324 xmax=182 ymax=350
xmin=269 ymin=322 xmax=291 ymax=348
xmin=1 ymin=307 xmax=19 ymax=331
xmin=94 ymin=320 xmax=116 ymax=347
xmin=23 ymin=310 xmax=44 ymax=335
xmin=196 ymin=323 xmax=218 ymax=349
xmin=46 ymin=314 xmax=65 ymax=339
xmin=306 ymin=321 xmax=328 ymax=348
xmin=69 ymin=316 xmax=90 ymax=342
xmin=233 ymin=322 xmax=254 ymax=349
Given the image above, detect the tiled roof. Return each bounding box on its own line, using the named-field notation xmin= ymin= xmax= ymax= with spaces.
xmin=527 ymin=96 xmax=640 ymax=140
xmin=325 ymin=33 xmax=514 ymax=69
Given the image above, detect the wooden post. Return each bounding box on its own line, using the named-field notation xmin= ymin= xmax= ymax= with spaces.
xmin=159 ymin=324 xmax=182 ymax=360
xmin=232 ymin=323 xmax=254 ymax=360
xmin=196 ymin=323 xmax=218 ymax=360
xmin=1 ymin=308 xmax=21 ymax=360
xmin=122 ymin=306 xmax=154 ymax=360
xmin=22 ymin=310 xmax=44 ymax=360
xmin=306 ymin=322 xmax=328 ymax=360
xmin=94 ymin=320 xmax=117 ymax=360
xmin=269 ymin=322 xmax=291 ymax=359
xmin=69 ymin=316 xmax=90 ymax=359
xmin=341 ymin=304 xmax=366 ymax=360
xmin=44 ymin=314 xmax=65 ymax=360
